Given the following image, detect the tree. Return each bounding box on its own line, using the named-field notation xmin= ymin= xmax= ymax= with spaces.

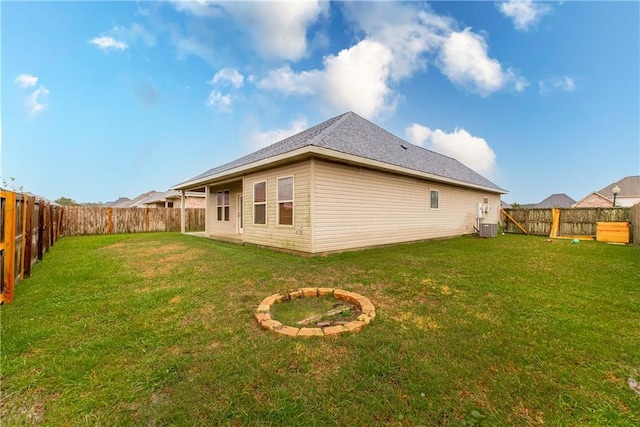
xmin=1 ymin=176 xmax=24 ymax=192
xmin=54 ymin=197 xmax=80 ymax=206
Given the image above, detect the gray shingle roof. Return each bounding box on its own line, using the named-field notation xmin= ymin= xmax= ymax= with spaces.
xmin=178 ymin=111 xmax=505 ymax=192
xmin=534 ymin=193 xmax=576 ymax=208
xmin=597 ymin=176 xmax=640 ymax=198
xmin=103 ymin=197 xmax=131 ymax=208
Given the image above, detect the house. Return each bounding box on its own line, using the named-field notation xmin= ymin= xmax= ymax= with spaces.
xmin=573 ymin=176 xmax=640 ymax=207
xmin=103 ymin=197 xmax=131 ymax=208
xmin=533 ymin=193 xmax=576 ymax=208
xmin=143 ymin=190 xmax=206 ymax=208
xmin=103 ymin=191 xmax=162 ymax=208
xmin=174 ymin=112 xmax=506 ymax=254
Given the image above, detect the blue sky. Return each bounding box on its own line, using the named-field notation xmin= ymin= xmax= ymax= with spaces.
xmin=2 ymin=1 xmax=638 ymax=204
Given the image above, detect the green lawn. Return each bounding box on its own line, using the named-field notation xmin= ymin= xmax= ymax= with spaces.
xmin=1 ymin=232 xmax=639 ymax=425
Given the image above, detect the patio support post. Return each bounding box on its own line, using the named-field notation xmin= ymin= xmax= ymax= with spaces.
xmin=180 ymin=190 xmax=186 ymax=233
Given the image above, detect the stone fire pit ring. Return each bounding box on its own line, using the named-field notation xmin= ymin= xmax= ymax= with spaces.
xmin=255 ymin=288 xmax=376 ymax=337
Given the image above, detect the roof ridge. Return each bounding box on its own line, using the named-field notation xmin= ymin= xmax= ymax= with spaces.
xmin=308 ymin=111 xmax=354 ymax=147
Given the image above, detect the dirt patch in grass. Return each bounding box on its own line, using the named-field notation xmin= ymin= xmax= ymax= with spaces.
xmin=271 ymin=296 xmax=361 ymax=327
xmin=101 ymin=241 xmax=206 ymax=279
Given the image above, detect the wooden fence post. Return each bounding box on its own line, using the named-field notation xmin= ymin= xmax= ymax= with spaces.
xmin=24 ymin=196 xmax=34 ymax=278
xmin=107 ymin=207 xmax=113 ymax=234
xmin=37 ymin=199 xmax=44 ymax=261
xmin=57 ymin=206 xmax=64 ymax=237
xmin=44 ymin=202 xmax=51 ymax=254
xmin=1 ymin=191 xmax=16 ymax=304
xmin=20 ymin=194 xmax=27 ymax=279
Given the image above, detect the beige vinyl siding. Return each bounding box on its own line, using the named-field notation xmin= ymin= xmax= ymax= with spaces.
xmin=206 ymin=181 xmax=243 ymax=238
xmin=312 ymin=160 xmax=500 ymax=253
xmin=243 ymin=160 xmax=312 ymax=253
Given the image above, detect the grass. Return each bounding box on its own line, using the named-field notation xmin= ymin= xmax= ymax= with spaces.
xmin=1 ymin=232 xmax=639 ymax=425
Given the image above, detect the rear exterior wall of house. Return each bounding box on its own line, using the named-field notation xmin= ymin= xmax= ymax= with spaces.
xmin=202 ymin=158 xmax=501 ymax=254
xmin=206 ymin=181 xmax=243 ymax=238
xmin=242 ymin=161 xmax=313 ymax=253
xmin=311 ymin=159 xmax=501 ymax=253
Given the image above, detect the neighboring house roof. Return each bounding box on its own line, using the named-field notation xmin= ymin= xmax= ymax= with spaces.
xmin=132 ymin=191 xmax=163 ymax=207
xmin=596 ymin=176 xmax=640 ymax=199
xmin=142 ymin=191 xmax=170 ymax=205
xmin=176 ymin=111 xmax=506 ymax=194
xmin=572 ymin=176 xmax=640 ymax=207
xmin=500 ymin=200 xmax=512 ymax=209
xmin=143 ymin=189 xmax=206 ymax=205
xmin=116 ymin=191 xmax=162 ymax=208
xmin=534 ymin=193 xmax=576 ymax=208
xmin=164 ymin=190 xmax=205 ymax=200
xmin=103 ymin=197 xmax=131 ymax=208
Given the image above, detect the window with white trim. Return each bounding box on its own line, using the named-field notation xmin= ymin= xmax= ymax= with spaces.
xmin=254 ymin=181 xmax=266 ymax=225
xmin=223 ymin=190 xmax=230 ymax=221
xmin=216 ymin=191 xmax=223 ymax=221
xmin=216 ymin=190 xmax=230 ymax=221
xmin=277 ymin=176 xmax=293 ymax=226
xmin=430 ymin=190 xmax=439 ymax=209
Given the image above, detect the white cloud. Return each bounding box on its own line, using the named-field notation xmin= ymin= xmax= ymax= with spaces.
xmin=205 ymin=68 xmax=245 ymax=113
xmin=258 ymin=2 xmax=526 ymax=118
xmin=90 ymin=36 xmax=128 ymax=51
xmin=112 ymin=23 xmax=157 ymax=47
xmin=437 ymin=28 xmax=527 ymax=96
xmin=342 ymin=2 xmax=451 ymax=81
xmin=209 ymin=68 xmax=244 ymax=89
xmin=205 ymin=90 xmax=233 ymax=113
xmin=258 ymin=40 xmax=397 ymax=119
xmin=498 ymin=0 xmax=551 ymax=31
xmin=14 ymin=74 xmax=38 ymax=88
xmin=247 ymin=118 xmax=308 ymax=151
xmin=25 ymin=86 xmax=50 ymax=117
xmin=174 ymin=1 xmax=327 ymax=61
xmin=171 ymin=33 xmax=215 ymax=63
xmin=257 ymin=65 xmax=319 ymax=96
xmin=539 ymin=76 xmax=576 ymax=95
xmin=321 ymin=40 xmax=397 ymax=118
xmin=223 ymin=1 xmax=327 ymax=61
xmin=171 ymin=0 xmax=223 ymax=18
xmin=406 ymin=123 xmax=497 ymax=178
xmin=406 ymin=123 xmax=432 ymax=147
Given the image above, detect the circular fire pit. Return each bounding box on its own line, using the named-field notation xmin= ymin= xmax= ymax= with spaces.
xmin=255 ymin=288 xmax=376 ymax=337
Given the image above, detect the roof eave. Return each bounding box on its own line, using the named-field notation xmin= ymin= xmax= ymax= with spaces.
xmin=174 ymin=146 xmax=507 ymax=194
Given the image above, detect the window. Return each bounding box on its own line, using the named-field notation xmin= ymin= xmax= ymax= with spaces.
xmin=216 ymin=191 xmax=223 ymax=221
xmin=430 ymin=190 xmax=439 ymax=209
xmin=254 ymin=181 xmax=266 ymax=225
xmin=277 ymin=176 xmax=294 ymax=226
xmin=224 ymin=190 xmax=230 ymax=221
xmin=216 ymin=190 xmax=230 ymax=221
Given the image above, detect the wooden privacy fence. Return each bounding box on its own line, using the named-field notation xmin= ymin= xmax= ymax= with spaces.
xmin=1 ymin=191 xmax=62 ymax=304
xmin=501 ymin=207 xmax=633 ymax=242
xmin=631 ymin=203 xmax=640 ymax=248
xmin=62 ymin=206 xmax=205 ymax=236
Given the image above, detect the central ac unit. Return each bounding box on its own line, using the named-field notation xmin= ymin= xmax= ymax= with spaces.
xmin=479 ymin=223 xmax=498 ymax=238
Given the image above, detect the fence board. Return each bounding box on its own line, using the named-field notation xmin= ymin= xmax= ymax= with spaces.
xmin=61 ymin=207 xmax=205 ymax=236
xmin=631 ymin=203 xmax=640 ymax=248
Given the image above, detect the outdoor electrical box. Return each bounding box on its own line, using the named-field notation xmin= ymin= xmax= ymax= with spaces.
xmin=479 ymin=223 xmax=498 ymax=238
